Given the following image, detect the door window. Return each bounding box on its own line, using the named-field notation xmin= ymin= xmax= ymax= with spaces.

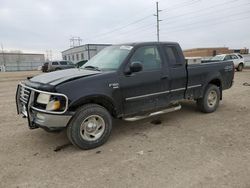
xmin=60 ymin=61 xmax=68 ymax=65
xmin=130 ymin=46 xmax=162 ymax=71
xmin=52 ymin=62 xmax=59 ymax=65
xmin=231 ymin=55 xmax=238 ymax=59
xmin=224 ymin=55 xmax=231 ymax=60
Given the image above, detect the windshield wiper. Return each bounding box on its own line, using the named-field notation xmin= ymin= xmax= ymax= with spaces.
xmin=83 ymin=66 xmax=101 ymax=71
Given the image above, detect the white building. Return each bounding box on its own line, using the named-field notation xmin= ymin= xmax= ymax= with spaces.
xmin=0 ymin=52 xmax=45 ymax=72
xmin=62 ymin=44 xmax=111 ymax=64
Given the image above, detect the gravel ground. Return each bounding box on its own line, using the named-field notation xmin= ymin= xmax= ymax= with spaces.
xmin=0 ymin=70 xmax=250 ymax=188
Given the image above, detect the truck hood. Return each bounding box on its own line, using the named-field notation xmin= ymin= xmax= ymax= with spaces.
xmin=30 ymin=68 xmax=100 ymax=85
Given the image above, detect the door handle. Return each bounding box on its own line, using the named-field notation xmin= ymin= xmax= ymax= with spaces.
xmin=161 ymin=75 xmax=168 ymax=80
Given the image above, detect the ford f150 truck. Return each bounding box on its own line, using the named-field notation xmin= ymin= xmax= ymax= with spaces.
xmin=16 ymin=42 xmax=234 ymax=149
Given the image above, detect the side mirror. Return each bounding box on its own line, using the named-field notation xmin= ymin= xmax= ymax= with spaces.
xmin=130 ymin=61 xmax=143 ymax=73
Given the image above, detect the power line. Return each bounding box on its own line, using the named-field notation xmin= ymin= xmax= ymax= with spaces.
xmin=160 ymin=14 xmax=250 ymax=36
xmin=160 ymin=10 xmax=250 ymax=33
xmin=80 ymin=0 xmax=247 ymax=43
xmin=160 ymin=1 xmax=250 ymax=26
xmin=82 ymin=15 xmax=153 ymax=42
xmin=161 ymin=0 xmax=201 ymax=12
xmin=110 ymin=24 xmax=155 ymax=42
xmin=161 ymin=0 xmax=242 ymax=21
xmin=82 ymin=0 xmax=203 ymax=42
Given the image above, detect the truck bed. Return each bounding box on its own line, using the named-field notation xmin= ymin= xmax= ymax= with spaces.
xmin=186 ymin=61 xmax=234 ymax=99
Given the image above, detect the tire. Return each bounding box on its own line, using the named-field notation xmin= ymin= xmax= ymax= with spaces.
xmin=237 ymin=63 xmax=243 ymax=72
xmin=55 ymin=68 xmax=61 ymax=71
xmin=67 ymin=104 xmax=112 ymax=150
xmin=197 ymin=84 xmax=220 ymax=113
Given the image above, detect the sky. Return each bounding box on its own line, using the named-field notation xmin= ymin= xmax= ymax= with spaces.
xmin=0 ymin=0 xmax=250 ymax=60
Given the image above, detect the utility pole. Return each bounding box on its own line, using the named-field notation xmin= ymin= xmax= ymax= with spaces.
xmin=1 ymin=44 xmax=6 ymax=67
xmin=45 ymin=50 xmax=52 ymax=61
xmin=154 ymin=2 xmax=162 ymax=42
xmin=70 ymin=37 xmax=82 ymax=48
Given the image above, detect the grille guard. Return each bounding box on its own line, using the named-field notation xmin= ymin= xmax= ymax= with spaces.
xmin=16 ymin=82 xmax=69 ymax=115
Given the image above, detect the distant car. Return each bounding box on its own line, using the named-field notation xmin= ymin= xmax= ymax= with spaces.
xmin=210 ymin=54 xmax=245 ymax=71
xmin=37 ymin=66 xmax=42 ymax=71
xmin=42 ymin=61 xmax=75 ymax=72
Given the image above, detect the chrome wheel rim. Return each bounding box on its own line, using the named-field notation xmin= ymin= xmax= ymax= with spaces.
xmin=207 ymin=90 xmax=217 ymax=108
xmin=80 ymin=115 xmax=105 ymax=141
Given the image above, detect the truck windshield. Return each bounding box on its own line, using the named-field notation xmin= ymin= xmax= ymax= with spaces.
xmin=82 ymin=45 xmax=132 ymax=70
xmin=210 ymin=55 xmax=225 ymax=61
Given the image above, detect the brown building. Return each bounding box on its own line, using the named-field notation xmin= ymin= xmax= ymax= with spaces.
xmin=183 ymin=47 xmax=249 ymax=57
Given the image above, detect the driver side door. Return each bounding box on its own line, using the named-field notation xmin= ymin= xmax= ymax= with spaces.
xmin=119 ymin=45 xmax=169 ymax=116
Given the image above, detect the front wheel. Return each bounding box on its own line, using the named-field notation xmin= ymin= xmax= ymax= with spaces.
xmin=197 ymin=84 xmax=220 ymax=113
xmin=67 ymin=104 xmax=112 ymax=150
xmin=237 ymin=63 xmax=243 ymax=72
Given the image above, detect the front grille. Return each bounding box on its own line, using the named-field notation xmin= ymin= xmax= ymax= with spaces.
xmin=20 ymin=86 xmax=30 ymax=104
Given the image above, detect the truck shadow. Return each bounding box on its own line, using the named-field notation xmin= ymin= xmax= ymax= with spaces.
xmin=32 ymin=100 xmax=200 ymax=151
xmin=110 ymin=100 xmax=199 ymax=141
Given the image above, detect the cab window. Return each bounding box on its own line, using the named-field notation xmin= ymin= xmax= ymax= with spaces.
xmin=52 ymin=62 xmax=59 ymax=65
xmin=130 ymin=46 xmax=162 ymax=71
xmin=164 ymin=46 xmax=182 ymax=66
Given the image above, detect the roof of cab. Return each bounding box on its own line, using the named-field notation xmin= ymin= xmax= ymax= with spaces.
xmin=117 ymin=41 xmax=179 ymax=47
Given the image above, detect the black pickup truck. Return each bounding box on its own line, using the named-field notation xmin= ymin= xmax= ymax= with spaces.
xmin=16 ymin=42 xmax=234 ymax=149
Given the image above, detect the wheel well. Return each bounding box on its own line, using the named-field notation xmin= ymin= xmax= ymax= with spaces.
xmin=209 ymin=79 xmax=222 ymax=99
xmin=70 ymin=96 xmax=117 ymax=117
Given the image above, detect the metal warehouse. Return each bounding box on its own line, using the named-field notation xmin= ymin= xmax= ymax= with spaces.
xmin=0 ymin=52 xmax=45 ymax=72
xmin=61 ymin=44 xmax=111 ymax=64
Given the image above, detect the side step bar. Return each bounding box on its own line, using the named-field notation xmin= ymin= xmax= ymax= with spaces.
xmin=123 ymin=104 xmax=181 ymax=122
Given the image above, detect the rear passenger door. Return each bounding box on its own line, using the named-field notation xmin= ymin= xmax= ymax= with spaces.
xmin=163 ymin=45 xmax=187 ymax=101
xmin=230 ymin=54 xmax=240 ymax=66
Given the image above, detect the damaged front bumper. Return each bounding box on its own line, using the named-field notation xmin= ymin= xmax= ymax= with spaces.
xmin=16 ymin=83 xmax=73 ymax=131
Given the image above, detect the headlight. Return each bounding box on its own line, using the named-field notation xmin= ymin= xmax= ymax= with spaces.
xmin=46 ymin=100 xmax=61 ymax=111
xmin=37 ymin=93 xmax=50 ymax=104
xmin=35 ymin=93 xmax=66 ymax=112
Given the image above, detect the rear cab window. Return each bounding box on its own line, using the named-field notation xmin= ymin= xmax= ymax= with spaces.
xmin=238 ymin=54 xmax=243 ymax=58
xmin=164 ymin=46 xmax=182 ymax=66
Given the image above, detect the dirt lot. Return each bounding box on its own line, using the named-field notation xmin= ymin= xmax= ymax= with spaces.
xmin=0 ymin=70 xmax=250 ymax=188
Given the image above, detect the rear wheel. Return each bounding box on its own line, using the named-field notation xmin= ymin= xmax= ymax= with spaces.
xmin=197 ymin=84 xmax=220 ymax=113
xmin=67 ymin=104 xmax=112 ymax=150
xmin=237 ymin=63 xmax=243 ymax=72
